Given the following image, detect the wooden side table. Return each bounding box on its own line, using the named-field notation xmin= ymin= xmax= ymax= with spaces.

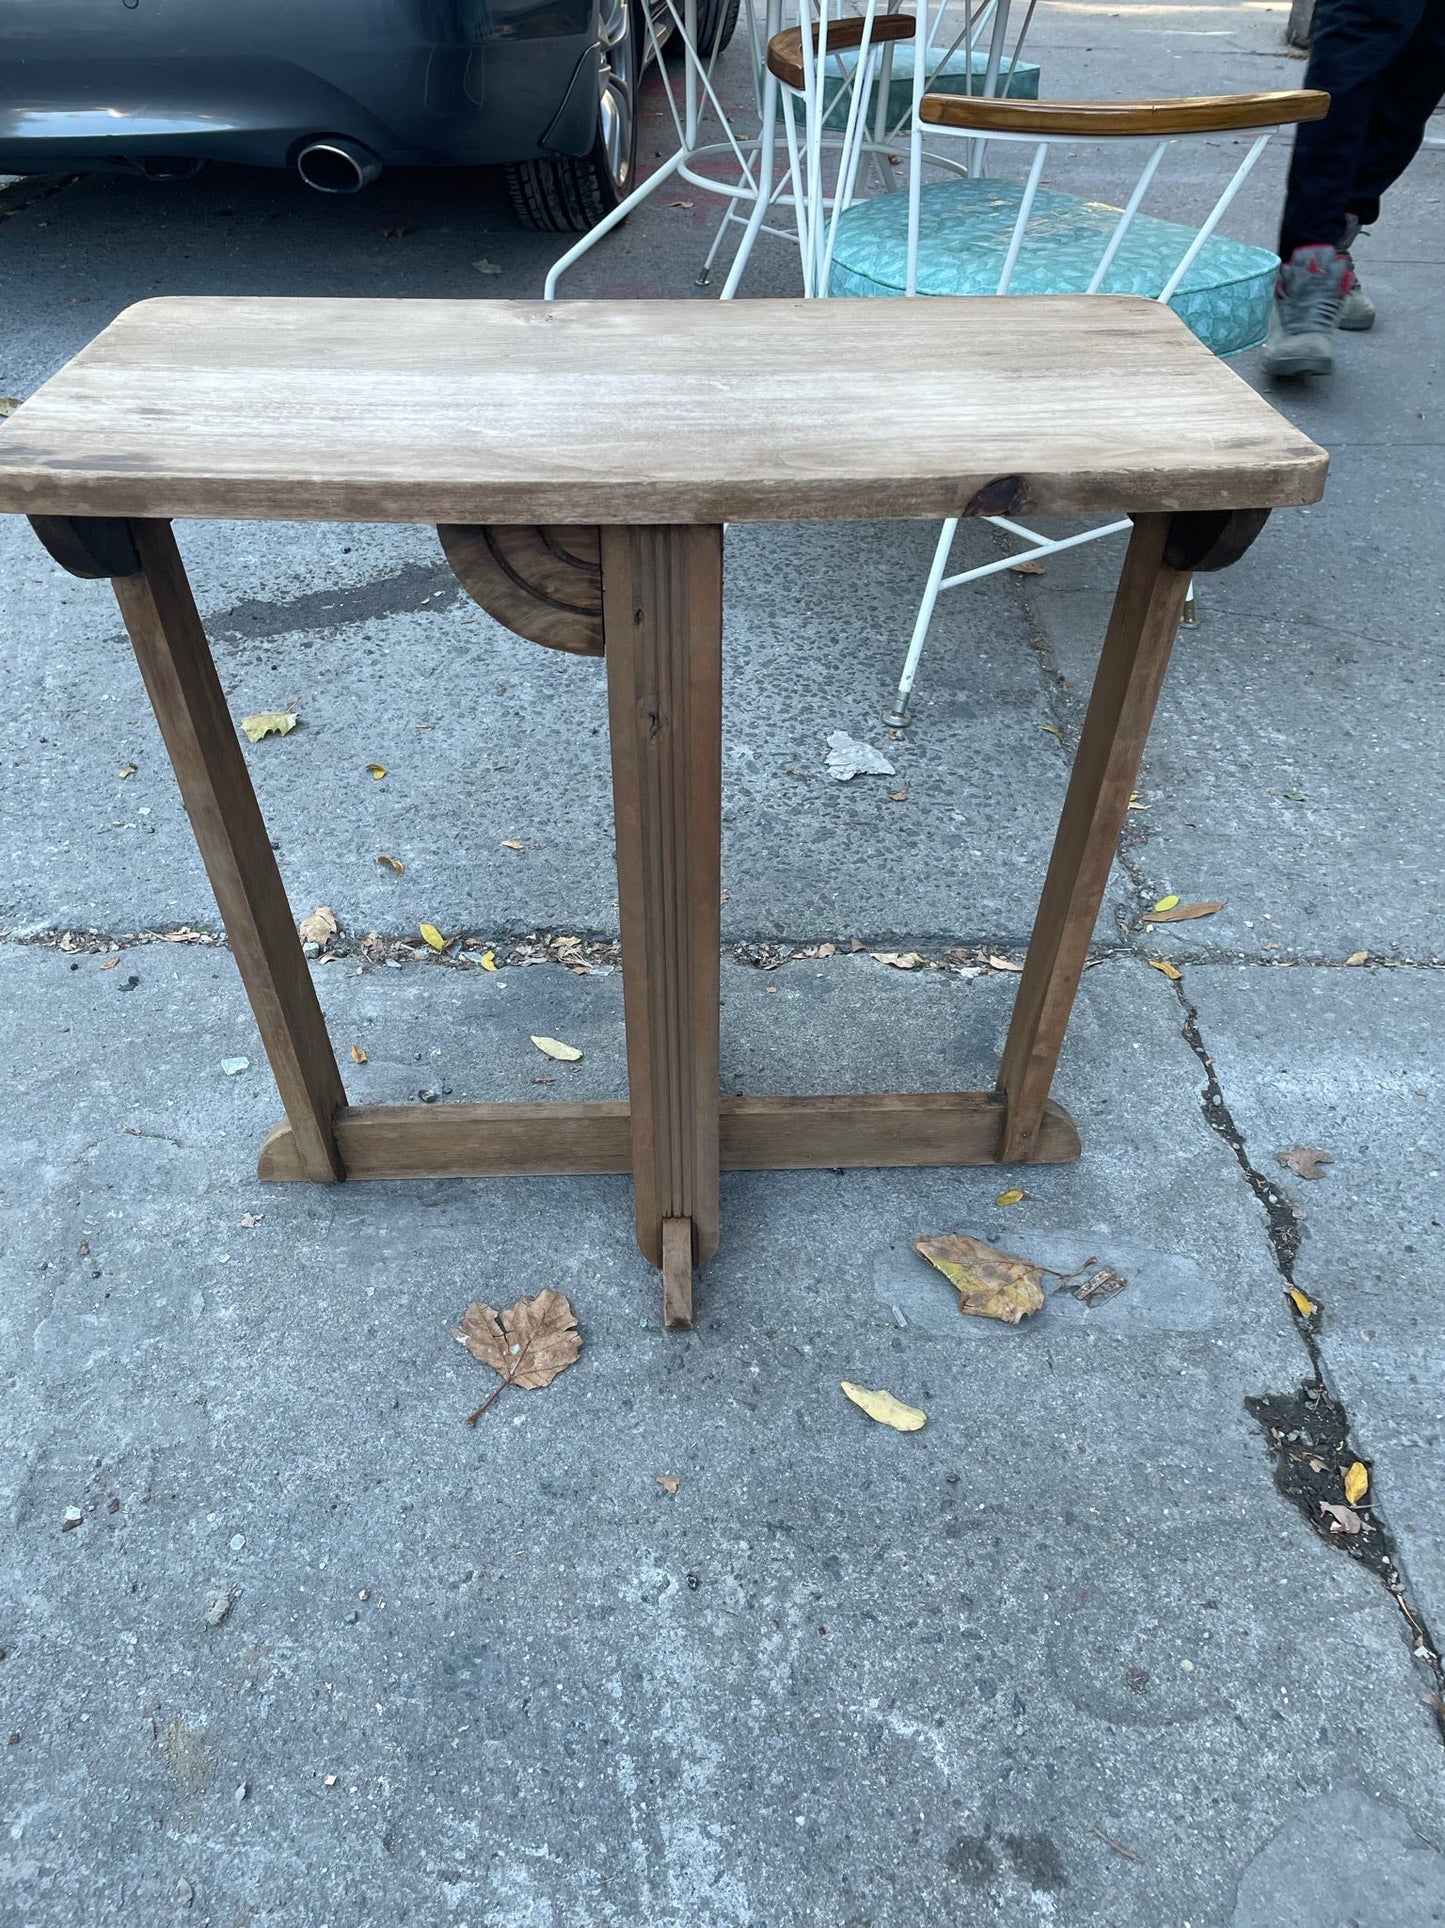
xmin=0 ymin=296 xmax=1326 ymax=1328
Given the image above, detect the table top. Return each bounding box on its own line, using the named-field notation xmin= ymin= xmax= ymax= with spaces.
xmin=0 ymin=296 xmax=1327 ymax=526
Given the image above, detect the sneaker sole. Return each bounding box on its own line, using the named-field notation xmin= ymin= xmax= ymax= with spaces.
xmin=1262 ymin=346 xmax=1334 ymax=377
xmin=1337 ymin=312 xmax=1375 ymax=332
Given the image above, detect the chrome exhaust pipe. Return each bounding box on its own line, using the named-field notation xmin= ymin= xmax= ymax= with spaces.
xmin=295 ymin=137 xmax=382 ymax=194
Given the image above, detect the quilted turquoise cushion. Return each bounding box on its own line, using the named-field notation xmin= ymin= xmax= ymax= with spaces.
xmin=826 ymin=178 xmax=1278 ymax=356
xmin=821 ymin=49 xmax=1040 ymax=132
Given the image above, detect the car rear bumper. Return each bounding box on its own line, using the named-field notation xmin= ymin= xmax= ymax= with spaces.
xmin=0 ymin=1 xmax=600 ymax=173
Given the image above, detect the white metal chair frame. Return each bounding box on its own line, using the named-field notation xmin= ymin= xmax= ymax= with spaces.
xmin=544 ymin=0 xmax=1028 ymax=301
xmin=817 ymin=59 xmax=1326 ymax=721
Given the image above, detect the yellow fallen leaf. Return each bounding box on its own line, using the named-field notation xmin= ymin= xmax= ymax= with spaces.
xmin=1286 ymin=1286 xmax=1315 ymax=1317
xmin=531 ymin=1035 xmax=582 ymax=1062
xmin=1146 ymin=900 xmax=1224 ymax=924
xmin=419 ymin=922 xmax=448 ymax=951
xmin=350 ymin=1045 xmax=368 ymax=1064
xmin=1345 ymin=950 xmax=1369 ymax=967
xmin=1149 ymin=958 xmax=1183 ymax=981
xmin=366 ymin=763 xmax=386 ymax=780
xmin=1343 ymin=1460 xmax=1369 ymax=1506
xmin=479 ymin=949 xmax=497 ymax=971
xmin=840 ymin=1382 xmax=926 ymax=1432
xmin=240 ymin=711 xmax=298 ymax=744
xmin=1153 ymin=894 xmax=1180 ymax=912
xmin=994 ymin=1188 xmax=1025 ymax=1207
xmin=915 ymin=1233 xmax=1045 ymax=1324
xmin=376 ymin=853 xmax=404 ymax=875
xmin=500 ymin=839 xmax=525 ymax=851
xmin=1041 ymin=723 xmax=1061 ymax=738
xmin=298 ymin=906 xmax=338 ymax=947
xmin=118 ymin=763 xmax=137 ymax=779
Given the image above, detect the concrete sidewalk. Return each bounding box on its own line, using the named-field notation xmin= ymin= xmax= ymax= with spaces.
xmin=2 ymin=0 xmax=1443 ymax=1920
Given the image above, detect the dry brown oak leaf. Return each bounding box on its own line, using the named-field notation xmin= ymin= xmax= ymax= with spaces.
xmin=1276 ymin=1145 xmax=1334 ymax=1181
xmin=455 ymin=1288 xmax=581 ymax=1424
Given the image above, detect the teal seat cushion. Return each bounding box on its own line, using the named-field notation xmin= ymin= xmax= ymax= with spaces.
xmin=821 ymin=49 xmax=1040 ymax=132
xmin=826 ymin=178 xmax=1279 ymax=356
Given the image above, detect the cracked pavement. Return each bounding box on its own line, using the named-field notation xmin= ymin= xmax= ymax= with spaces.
xmin=3 ymin=2 xmax=1444 ymax=1922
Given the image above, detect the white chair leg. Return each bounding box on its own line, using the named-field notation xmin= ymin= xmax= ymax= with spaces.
xmin=719 ymin=71 xmax=782 ymax=299
xmin=886 ymin=518 xmax=957 ymax=726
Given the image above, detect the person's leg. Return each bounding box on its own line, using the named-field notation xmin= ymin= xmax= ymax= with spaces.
xmin=1348 ymin=0 xmax=1445 ymax=220
xmin=1279 ymin=0 xmax=1427 ymax=256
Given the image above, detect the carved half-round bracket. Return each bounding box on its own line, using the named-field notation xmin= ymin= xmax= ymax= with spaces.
xmin=436 ymin=524 xmax=603 ymax=656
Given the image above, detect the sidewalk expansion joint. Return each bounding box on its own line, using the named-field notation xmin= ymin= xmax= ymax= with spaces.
xmin=1173 ymin=976 xmax=1445 ymax=1743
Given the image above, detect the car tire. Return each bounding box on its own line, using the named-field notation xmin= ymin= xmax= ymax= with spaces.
xmin=676 ymin=0 xmax=741 ymax=59
xmin=505 ymin=0 xmax=641 ymax=232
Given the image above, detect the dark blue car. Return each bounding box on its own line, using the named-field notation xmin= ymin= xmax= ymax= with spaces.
xmin=0 ymin=0 xmax=737 ymax=229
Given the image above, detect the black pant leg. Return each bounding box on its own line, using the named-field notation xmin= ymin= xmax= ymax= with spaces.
xmin=1348 ymin=0 xmax=1445 ymax=220
xmin=1279 ymin=0 xmax=1428 ymax=254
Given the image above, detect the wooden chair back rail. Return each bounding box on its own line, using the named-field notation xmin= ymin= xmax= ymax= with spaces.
xmin=918 ymin=89 xmax=1330 ymax=135
xmin=767 ymin=13 xmax=915 ymax=89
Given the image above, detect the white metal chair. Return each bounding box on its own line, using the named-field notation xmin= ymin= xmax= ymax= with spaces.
xmin=759 ymin=0 xmax=1041 ymax=298
xmin=818 ymin=54 xmax=1327 ymax=721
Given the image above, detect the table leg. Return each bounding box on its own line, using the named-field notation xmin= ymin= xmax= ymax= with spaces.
xmin=997 ymin=511 xmax=1190 ymax=1161
xmin=111 ymin=519 xmax=347 ymax=1181
xmin=602 ymin=525 xmax=724 ymax=1328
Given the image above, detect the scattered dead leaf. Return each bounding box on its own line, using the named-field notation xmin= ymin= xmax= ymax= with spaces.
xmin=655 ymin=1474 xmax=681 ymax=1494
xmin=1145 ymin=900 xmax=1224 ymax=924
xmin=101 ymin=956 xmax=120 ymax=971
xmin=1286 ymin=1285 xmax=1316 ymax=1317
xmin=987 ymin=955 xmax=1023 ymax=972
xmin=240 ymin=711 xmax=298 ymax=744
xmin=118 ymin=763 xmax=137 ymax=779
xmin=840 ymin=1381 xmax=926 ymax=1431
xmin=889 ymin=789 xmax=909 ymax=803
xmin=1010 ymin=558 xmax=1047 ymax=575
xmin=478 ymin=950 xmax=498 ymax=971
xmin=1041 ymin=723 xmax=1062 ymax=738
xmin=500 ymin=839 xmax=525 ymax=851
xmin=0 ymin=396 xmax=20 ymax=418
xmin=298 ymin=906 xmax=338 ymax=947
xmin=871 ymin=951 xmax=922 ymax=969
xmin=817 ymin=942 xmax=836 ymax=957
xmin=1056 ymin=1262 xmax=1128 ymax=1307
xmin=531 ymin=1035 xmax=582 ymax=1062
xmin=1275 ymin=1145 xmax=1333 ymax=1181
xmin=376 ymin=853 xmax=404 ymax=875
xmin=379 ymin=225 xmax=412 ymax=238
xmin=994 ymin=1188 xmax=1025 ymax=1207
xmin=365 ymin=763 xmax=386 ymax=780
xmin=1148 ymin=958 xmax=1182 ymax=981
xmin=915 ymin=1233 xmax=1045 ymax=1325
xmin=1319 ymin=1501 xmax=1362 ymax=1534
xmin=1153 ymin=894 xmax=1180 ymax=912
xmin=455 ymin=1288 xmax=582 ymax=1421
xmin=419 ymin=922 xmax=448 ymax=952
xmin=1345 ymin=949 xmax=1369 ymax=967
xmin=472 ymin=258 xmax=503 ymax=275
xmin=240 ymin=1211 xmax=264 ymax=1228
xmin=1343 ymin=1460 xmax=1369 ymax=1506
xmin=350 ymin=1044 xmax=368 ymax=1064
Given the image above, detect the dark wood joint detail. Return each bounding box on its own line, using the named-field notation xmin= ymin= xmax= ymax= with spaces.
xmin=29 ymin=515 xmax=142 ymax=580
xmin=963 ymin=475 xmax=1034 ymax=518
xmin=1160 ymin=506 xmax=1271 ymax=574
xmin=437 ymin=523 xmax=603 ymax=655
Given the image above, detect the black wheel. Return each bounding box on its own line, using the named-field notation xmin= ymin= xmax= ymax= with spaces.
xmin=676 ymin=0 xmax=741 ymax=58
xmin=505 ymin=0 xmax=640 ymax=231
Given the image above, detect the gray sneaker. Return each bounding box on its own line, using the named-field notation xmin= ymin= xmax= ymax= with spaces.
xmin=1337 ymin=217 xmax=1376 ymax=330
xmin=1261 ymin=244 xmax=1355 ymax=378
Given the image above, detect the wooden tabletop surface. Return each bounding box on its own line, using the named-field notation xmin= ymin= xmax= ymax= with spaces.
xmin=0 ymin=296 xmax=1327 ymax=526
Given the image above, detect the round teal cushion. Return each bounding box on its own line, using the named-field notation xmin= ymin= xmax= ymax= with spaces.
xmin=827 ymin=177 xmax=1279 ymax=357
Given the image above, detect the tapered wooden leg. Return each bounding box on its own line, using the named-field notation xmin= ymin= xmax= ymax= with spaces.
xmin=112 ymin=519 xmax=346 ymax=1181
xmin=998 ymin=513 xmax=1191 ymax=1161
xmin=603 ymin=525 xmax=723 ymax=1313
